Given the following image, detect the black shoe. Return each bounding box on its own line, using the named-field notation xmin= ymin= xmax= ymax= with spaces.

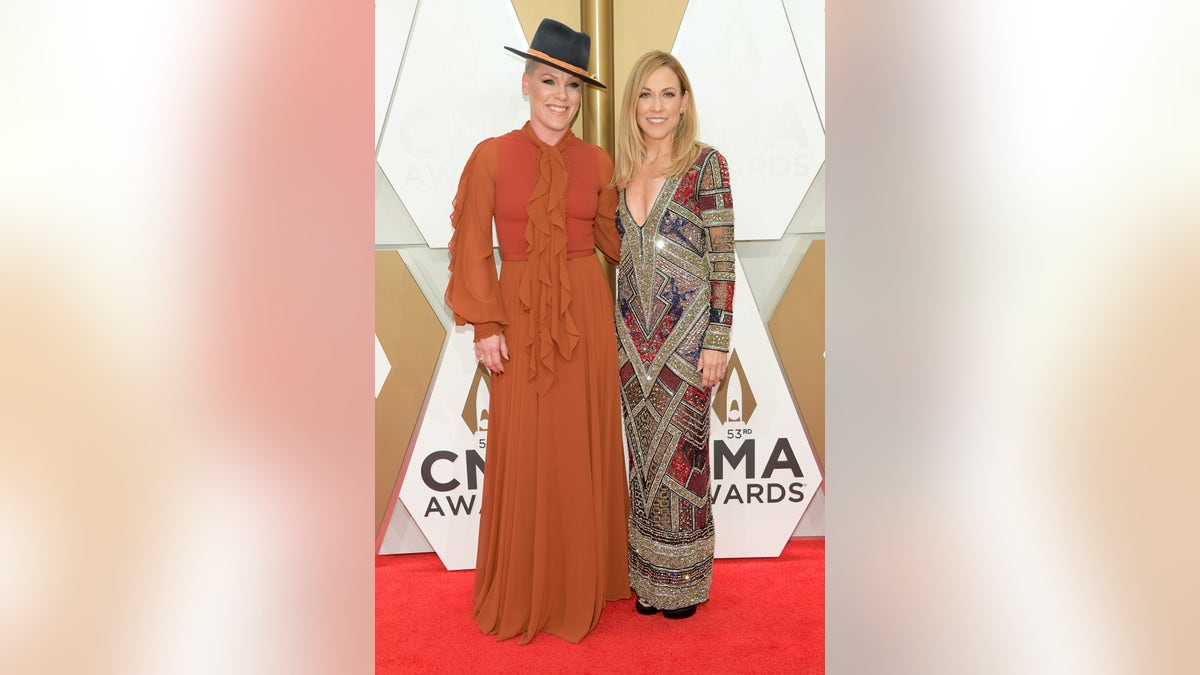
xmin=662 ymin=604 xmax=696 ymax=620
xmin=635 ymin=598 xmax=660 ymax=615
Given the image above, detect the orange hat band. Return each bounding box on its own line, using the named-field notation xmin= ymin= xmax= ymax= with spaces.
xmin=526 ymin=48 xmax=593 ymax=80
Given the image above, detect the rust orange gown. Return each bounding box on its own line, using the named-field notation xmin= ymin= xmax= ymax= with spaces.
xmin=444 ymin=122 xmax=630 ymax=644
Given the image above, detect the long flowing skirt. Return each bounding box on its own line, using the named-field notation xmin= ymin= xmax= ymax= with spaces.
xmin=472 ymin=255 xmax=630 ymax=644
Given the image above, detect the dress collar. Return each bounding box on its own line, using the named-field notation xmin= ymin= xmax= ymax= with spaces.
xmin=520 ymin=121 xmax=573 ymax=151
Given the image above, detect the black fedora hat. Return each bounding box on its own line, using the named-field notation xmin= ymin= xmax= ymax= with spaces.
xmin=505 ymin=18 xmax=606 ymax=89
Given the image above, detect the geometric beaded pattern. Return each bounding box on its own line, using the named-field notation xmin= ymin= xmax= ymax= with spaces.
xmin=615 ymin=148 xmax=735 ymax=610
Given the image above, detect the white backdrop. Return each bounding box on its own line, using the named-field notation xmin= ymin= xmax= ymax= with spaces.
xmin=376 ymin=0 xmax=826 ymax=569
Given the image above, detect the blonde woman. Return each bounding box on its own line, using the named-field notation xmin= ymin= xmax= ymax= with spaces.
xmin=611 ymin=50 xmax=735 ymax=620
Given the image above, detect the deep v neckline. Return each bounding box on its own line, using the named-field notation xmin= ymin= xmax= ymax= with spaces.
xmin=622 ymin=173 xmax=681 ymax=345
xmin=623 ymin=177 xmax=672 ymax=229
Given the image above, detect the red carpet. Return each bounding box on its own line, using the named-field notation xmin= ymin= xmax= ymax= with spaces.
xmin=377 ymin=538 xmax=823 ymax=674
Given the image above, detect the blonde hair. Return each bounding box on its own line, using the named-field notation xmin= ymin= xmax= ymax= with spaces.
xmin=612 ymin=51 xmax=703 ymax=189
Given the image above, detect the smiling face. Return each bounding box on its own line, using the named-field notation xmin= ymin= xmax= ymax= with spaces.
xmin=522 ymin=63 xmax=583 ymax=144
xmin=636 ymin=65 xmax=689 ymax=146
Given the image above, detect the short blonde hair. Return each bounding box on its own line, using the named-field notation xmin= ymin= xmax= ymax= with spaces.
xmin=612 ymin=50 xmax=702 ymax=188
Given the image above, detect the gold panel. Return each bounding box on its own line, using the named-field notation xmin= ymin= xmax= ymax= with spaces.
xmin=513 ymin=0 xmax=581 ymax=38
xmin=767 ymin=240 xmax=825 ymax=471
xmin=612 ymin=0 xmax=689 ymax=114
xmin=375 ymin=250 xmax=447 ymax=537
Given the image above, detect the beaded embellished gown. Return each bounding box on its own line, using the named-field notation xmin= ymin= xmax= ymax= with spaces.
xmin=615 ymin=147 xmax=735 ymax=610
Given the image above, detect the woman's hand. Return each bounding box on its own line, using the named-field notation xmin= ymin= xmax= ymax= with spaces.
xmin=697 ymin=348 xmax=727 ymax=389
xmin=475 ymin=333 xmax=509 ymax=375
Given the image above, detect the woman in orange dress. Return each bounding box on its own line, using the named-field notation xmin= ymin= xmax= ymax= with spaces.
xmin=443 ymin=18 xmax=630 ymax=644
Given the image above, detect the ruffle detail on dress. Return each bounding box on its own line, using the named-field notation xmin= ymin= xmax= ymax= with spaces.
xmin=444 ymin=139 xmax=509 ymax=337
xmin=518 ymin=122 xmax=580 ymax=395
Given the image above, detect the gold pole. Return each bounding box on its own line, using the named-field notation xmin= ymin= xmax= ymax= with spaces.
xmin=581 ymin=0 xmax=614 ymax=153
xmin=581 ymin=0 xmax=616 ymax=287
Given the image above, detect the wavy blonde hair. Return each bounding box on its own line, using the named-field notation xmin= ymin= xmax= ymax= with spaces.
xmin=612 ymin=50 xmax=702 ymax=189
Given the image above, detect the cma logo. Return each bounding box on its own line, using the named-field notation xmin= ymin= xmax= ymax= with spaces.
xmin=711 ymin=436 xmax=806 ymax=504
xmin=417 ymin=365 xmax=490 ymax=517
xmin=461 ymin=366 xmax=490 ymax=433
xmin=712 ymin=350 xmax=755 ymax=424
xmin=710 ymin=350 xmax=806 ymax=505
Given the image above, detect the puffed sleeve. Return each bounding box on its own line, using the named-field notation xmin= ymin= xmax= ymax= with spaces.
xmin=444 ymin=138 xmax=507 ymax=341
xmin=592 ymin=148 xmax=621 ymax=263
xmin=696 ymin=149 xmax=735 ymax=352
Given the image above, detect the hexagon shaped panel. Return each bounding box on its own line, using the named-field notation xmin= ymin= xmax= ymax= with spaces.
xmin=708 ymin=256 xmax=824 ymax=557
xmin=396 ymin=328 xmax=490 ymax=570
xmin=376 ymin=1 xmax=530 ymax=249
xmin=674 ymin=1 xmax=825 ymax=240
xmin=375 ymin=0 xmax=418 ymax=146
xmin=782 ymin=0 xmax=825 ymax=125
